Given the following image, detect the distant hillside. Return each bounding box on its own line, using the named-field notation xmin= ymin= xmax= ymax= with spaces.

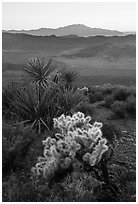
xmin=3 ymin=32 xmax=135 ymax=51
xmin=3 ymin=24 xmax=125 ymax=36
xmin=2 ymin=33 xmax=136 ymax=75
xmin=62 ymin=42 xmax=136 ymax=59
xmin=2 ymin=32 xmax=136 ymax=85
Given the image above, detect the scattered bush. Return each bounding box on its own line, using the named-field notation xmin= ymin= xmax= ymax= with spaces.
xmin=1 ymin=170 xmax=109 ymax=202
xmin=104 ymin=95 xmax=114 ymax=108
xmin=2 ymin=82 xmax=22 ymax=121
xmin=88 ymin=90 xmax=104 ymax=103
xmin=2 ymin=122 xmax=37 ymax=175
xmin=102 ymin=87 xmax=136 ymax=118
xmin=102 ymin=87 xmax=114 ymax=95
xmin=131 ymin=87 xmax=136 ymax=97
xmin=88 ymin=91 xmax=104 ymax=103
xmin=3 ymin=164 xmax=136 ymax=202
xmin=94 ymin=91 xmax=104 ymax=101
xmin=60 ymin=172 xmax=103 ymax=202
xmin=88 ymin=93 xmax=97 ymax=103
xmin=111 ymin=101 xmax=126 ymax=118
xmin=102 ymin=123 xmax=120 ymax=147
xmin=111 ymin=94 xmax=136 ymax=118
xmin=113 ymin=88 xmax=131 ymax=101
xmin=73 ymin=102 xmax=95 ymax=117
xmin=126 ymin=96 xmax=136 ymax=117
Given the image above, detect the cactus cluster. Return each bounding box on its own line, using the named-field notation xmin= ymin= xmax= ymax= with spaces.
xmin=32 ymin=112 xmax=108 ymax=179
xmin=77 ymin=86 xmax=88 ymax=94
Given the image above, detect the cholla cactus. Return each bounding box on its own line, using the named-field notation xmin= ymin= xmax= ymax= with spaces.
xmin=77 ymin=86 xmax=88 ymax=95
xmin=32 ymin=112 xmax=108 ymax=180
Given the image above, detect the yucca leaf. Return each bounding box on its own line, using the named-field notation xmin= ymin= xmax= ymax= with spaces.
xmin=24 ymin=57 xmax=57 ymax=88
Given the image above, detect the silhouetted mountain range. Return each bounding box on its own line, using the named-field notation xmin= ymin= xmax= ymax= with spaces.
xmin=3 ymin=24 xmax=128 ymax=36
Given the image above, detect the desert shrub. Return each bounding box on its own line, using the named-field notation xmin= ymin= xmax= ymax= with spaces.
xmin=89 ymin=84 xmax=114 ymax=96
xmin=88 ymin=90 xmax=104 ymax=103
xmin=126 ymin=96 xmax=136 ymax=117
xmin=102 ymin=123 xmax=120 ymax=147
xmin=88 ymin=93 xmax=97 ymax=103
xmin=111 ymin=101 xmax=126 ymax=118
xmin=2 ymin=171 xmax=102 ymax=202
xmin=2 ymin=82 xmax=23 ymax=121
xmin=2 ymin=86 xmax=12 ymax=111
xmin=113 ymin=88 xmax=131 ymax=101
xmin=3 ymin=172 xmax=46 ymax=202
xmin=94 ymin=91 xmax=104 ymax=101
xmin=3 ymin=162 xmax=135 ymax=202
xmin=73 ymin=102 xmax=95 ymax=117
xmin=2 ymin=122 xmax=37 ymax=175
xmin=102 ymin=87 xmax=114 ymax=95
xmin=104 ymin=95 xmax=114 ymax=108
xmin=60 ymin=171 xmax=103 ymax=202
xmin=131 ymin=87 xmax=136 ymax=97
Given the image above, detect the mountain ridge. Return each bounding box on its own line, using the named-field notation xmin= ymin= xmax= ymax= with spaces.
xmin=3 ymin=24 xmax=126 ymax=36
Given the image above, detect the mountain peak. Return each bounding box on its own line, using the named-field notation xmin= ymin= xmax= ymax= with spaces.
xmin=64 ymin=24 xmax=88 ymax=27
xmin=58 ymin=24 xmax=91 ymax=29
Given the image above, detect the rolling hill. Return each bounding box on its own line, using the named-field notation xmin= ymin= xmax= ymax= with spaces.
xmin=62 ymin=42 xmax=136 ymax=59
xmin=2 ymin=32 xmax=136 ymax=86
xmin=2 ymin=32 xmax=136 ymax=62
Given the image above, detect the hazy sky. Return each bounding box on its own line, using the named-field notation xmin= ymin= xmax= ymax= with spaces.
xmin=2 ymin=2 xmax=136 ymax=31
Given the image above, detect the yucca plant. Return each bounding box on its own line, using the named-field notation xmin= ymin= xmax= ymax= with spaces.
xmin=24 ymin=57 xmax=59 ymax=105
xmin=58 ymin=87 xmax=86 ymax=115
xmin=11 ymin=85 xmax=61 ymax=133
xmin=60 ymin=70 xmax=78 ymax=90
xmin=24 ymin=57 xmax=57 ymax=88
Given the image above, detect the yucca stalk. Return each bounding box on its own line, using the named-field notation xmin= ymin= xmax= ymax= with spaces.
xmin=60 ymin=70 xmax=78 ymax=90
xmin=24 ymin=57 xmax=58 ymax=104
